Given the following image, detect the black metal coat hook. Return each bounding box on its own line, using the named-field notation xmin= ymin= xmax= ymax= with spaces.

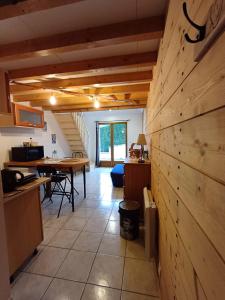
xmin=183 ymin=2 xmax=206 ymax=43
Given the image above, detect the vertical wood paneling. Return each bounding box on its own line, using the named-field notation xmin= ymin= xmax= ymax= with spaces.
xmin=146 ymin=0 xmax=225 ymax=299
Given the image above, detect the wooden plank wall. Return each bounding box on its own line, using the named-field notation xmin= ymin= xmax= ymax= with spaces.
xmin=145 ymin=0 xmax=225 ymax=299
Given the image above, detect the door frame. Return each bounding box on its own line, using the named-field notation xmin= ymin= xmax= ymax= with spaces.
xmin=98 ymin=121 xmax=127 ymax=167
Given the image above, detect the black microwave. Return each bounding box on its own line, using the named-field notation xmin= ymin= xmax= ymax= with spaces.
xmin=11 ymin=146 xmax=44 ymax=162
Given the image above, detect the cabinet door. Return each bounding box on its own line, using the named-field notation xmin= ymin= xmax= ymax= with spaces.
xmin=13 ymin=103 xmax=44 ymax=128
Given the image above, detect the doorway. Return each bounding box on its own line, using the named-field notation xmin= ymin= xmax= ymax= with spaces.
xmin=97 ymin=122 xmax=127 ymax=167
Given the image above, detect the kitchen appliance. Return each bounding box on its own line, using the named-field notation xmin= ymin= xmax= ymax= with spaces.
xmin=11 ymin=146 xmax=44 ymax=162
xmin=1 ymin=169 xmax=36 ymax=193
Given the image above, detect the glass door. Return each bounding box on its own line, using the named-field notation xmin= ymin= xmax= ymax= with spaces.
xmin=99 ymin=122 xmax=127 ymax=166
xmin=99 ymin=123 xmax=111 ymax=163
xmin=113 ymin=123 xmax=127 ymax=162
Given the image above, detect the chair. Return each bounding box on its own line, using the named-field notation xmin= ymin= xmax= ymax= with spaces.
xmin=56 ymin=169 xmax=79 ymax=196
xmin=72 ymin=151 xmax=84 ymax=158
xmin=37 ymin=165 xmax=71 ymax=217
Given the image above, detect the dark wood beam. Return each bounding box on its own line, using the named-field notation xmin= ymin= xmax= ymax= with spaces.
xmin=0 ymin=0 xmax=83 ymax=20
xmin=11 ymin=71 xmax=152 ymax=94
xmin=0 ymin=16 xmax=164 ymax=60
xmin=9 ymin=52 xmax=157 ymax=79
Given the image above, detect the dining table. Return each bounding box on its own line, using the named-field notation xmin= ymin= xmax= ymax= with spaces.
xmin=4 ymin=157 xmax=89 ymax=212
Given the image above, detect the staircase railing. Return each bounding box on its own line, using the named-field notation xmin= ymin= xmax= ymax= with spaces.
xmin=72 ymin=112 xmax=90 ymax=159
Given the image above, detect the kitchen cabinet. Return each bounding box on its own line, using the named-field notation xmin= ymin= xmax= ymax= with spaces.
xmin=13 ymin=103 xmax=44 ymax=128
xmin=3 ymin=178 xmax=49 ymax=277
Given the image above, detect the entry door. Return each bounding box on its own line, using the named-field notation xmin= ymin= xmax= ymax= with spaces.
xmin=99 ymin=122 xmax=127 ymax=166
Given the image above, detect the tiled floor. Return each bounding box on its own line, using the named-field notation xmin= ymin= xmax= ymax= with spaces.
xmin=11 ymin=168 xmax=160 ymax=300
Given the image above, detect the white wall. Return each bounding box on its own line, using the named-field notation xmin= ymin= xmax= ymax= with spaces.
xmin=0 ymin=111 xmax=71 ymax=167
xmin=83 ymin=109 xmax=144 ymax=162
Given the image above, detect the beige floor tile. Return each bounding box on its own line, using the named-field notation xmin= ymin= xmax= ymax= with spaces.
xmin=73 ymin=232 xmax=102 ymax=252
xmin=122 ymin=258 xmax=159 ymax=297
xmin=109 ymin=209 xmax=120 ymax=221
xmin=88 ymin=254 xmax=124 ymax=289
xmin=22 ymin=246 xmax=45 ymax=271
xmin=105 ymin=220 xmax=120 ymax=235
xmin=11 ymin=272 xmax=52 ymax=300
xmin=98 ymin=234 xmax=126 ymax=256
xmin=48 ymin=229 xmax=80 ymax=249
xmin=121 ymin=291 xmax=158 ymax=300
xmin=92 ymin=208 xmax=111 ymax=219
xmin=41 ymin=227 xmax=59 ymax=245
xmin=84 ymin=219 xmax=108 ymax=233
xmin=42 ymin=278 xmax=85 ymax=300
xmin=98 ymin=201 xmax=114 ymax=209
xmin=81 ymin=200 xmax=100 ymax=208
xmin=26 ymin=246 xmax=68 ymax=276
xmin=126 ymin=239 xmax=146 ymax=260
xmin=64 ymin=216 xmax=87 ymax=230
xmin=82 ymin=284 xmax=121 ymax=300
xmin=57 ymin=250 xmax=95 ymax=282
xmin=44 ymin=215 xmax=69 ymax=229
xmin=74 ymin=207 xmax=95 ymax=218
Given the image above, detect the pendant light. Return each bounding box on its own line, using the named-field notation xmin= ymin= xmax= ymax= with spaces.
xmin=49 ymin=95 xmax=57 ymax=105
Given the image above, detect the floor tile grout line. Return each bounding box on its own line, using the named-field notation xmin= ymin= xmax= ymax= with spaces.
xmin=120 ymin=238 xmax=127 ymax=300
xmin=79 ymin=212 xmax=110 ymax=299
xmin=13 ymin=169 xmax=158 ymax=299
xmin=21 ymin=270 xmax=159 ymax=299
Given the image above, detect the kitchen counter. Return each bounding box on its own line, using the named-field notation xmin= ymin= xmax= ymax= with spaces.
xmin=3 ymin=177 xmax=49 ymax=277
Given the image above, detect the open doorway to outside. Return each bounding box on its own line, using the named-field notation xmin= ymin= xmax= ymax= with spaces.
xmin=97 ymin=122 xmax=127 ymax=167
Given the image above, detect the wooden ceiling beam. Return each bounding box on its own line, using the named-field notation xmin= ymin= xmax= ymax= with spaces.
xmin=29 ymin=93 xmax=148 ymax=107
xmin=86 ymin=83 xmax=150 ymax=95
xmin=0 ymin=0 xmax=84 ymax=20
xmin=9 ymin=52 xmax=157 ymax=79
xmin=52 ymin=104 xmax=146 ymax=113
xmin=43 ymin=100 xmax=147 ymax=111
xmin=13 ymin=84 xmax=149 ymax=101
xmin=11 ymin=71 xmax=152 ymax=94
xmin=0 ymin=16 xmax=164 ymax=60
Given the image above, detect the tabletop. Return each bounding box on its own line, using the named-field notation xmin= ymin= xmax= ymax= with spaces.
xmin=4 ymin=157 xmax=89 ymax=170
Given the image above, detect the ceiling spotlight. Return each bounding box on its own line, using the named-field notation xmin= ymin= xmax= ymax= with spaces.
xmin=49 ymin=95 xmax=57 ymax=105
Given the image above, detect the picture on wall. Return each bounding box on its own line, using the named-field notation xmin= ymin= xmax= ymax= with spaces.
xmin=51 ymin=134 xmax=56 ymax=144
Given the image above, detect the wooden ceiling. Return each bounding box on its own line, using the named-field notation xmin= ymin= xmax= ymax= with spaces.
xmin=0 ymin=0 xmax=167 ymax=112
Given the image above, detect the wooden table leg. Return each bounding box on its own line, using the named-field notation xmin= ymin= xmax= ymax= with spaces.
xmin=70 ymin=168 xmax=75 ymax=212
xmin=83 ymin=165 xmax=86 ymax=198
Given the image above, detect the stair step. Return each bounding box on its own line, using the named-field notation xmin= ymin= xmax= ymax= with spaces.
xmin=63 ymin=129 xmax=80 ymax=135
xmin=71 ymin=146 xmax=85 ymax=151
xmin=60 ymin=123 xmax=76 ymax=129
xmin=66 ymin=136 xmax=81 ymax=141
xmin=69 ymin=141 xmax=83 ymax=146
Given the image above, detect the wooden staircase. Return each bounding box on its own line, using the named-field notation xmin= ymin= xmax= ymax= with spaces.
xmin=54 ymin=113 xmax=89 ymax=158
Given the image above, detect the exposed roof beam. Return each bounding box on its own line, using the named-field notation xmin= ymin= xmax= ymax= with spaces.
xmin=13 ymin=84 xmax=149 ymax=102
xmin=0 ymin=0 xmax=83 ymax=20
xmin=0 ymin=16 xmax=164 ymax=60
xmin=52 ymin=104 xmax=146 ymax=113
xmin=43 ymin=100 xmax=147 ymax=111
xmin=86 ymin=83 xmax=150 ymax=95
xmin=11 ymin=71 xmax=152 ymax=94
xmin=29 ymin=93 xmax=147 ymax=107
xmin=9 ymin=52 xmax=157 ymax=79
